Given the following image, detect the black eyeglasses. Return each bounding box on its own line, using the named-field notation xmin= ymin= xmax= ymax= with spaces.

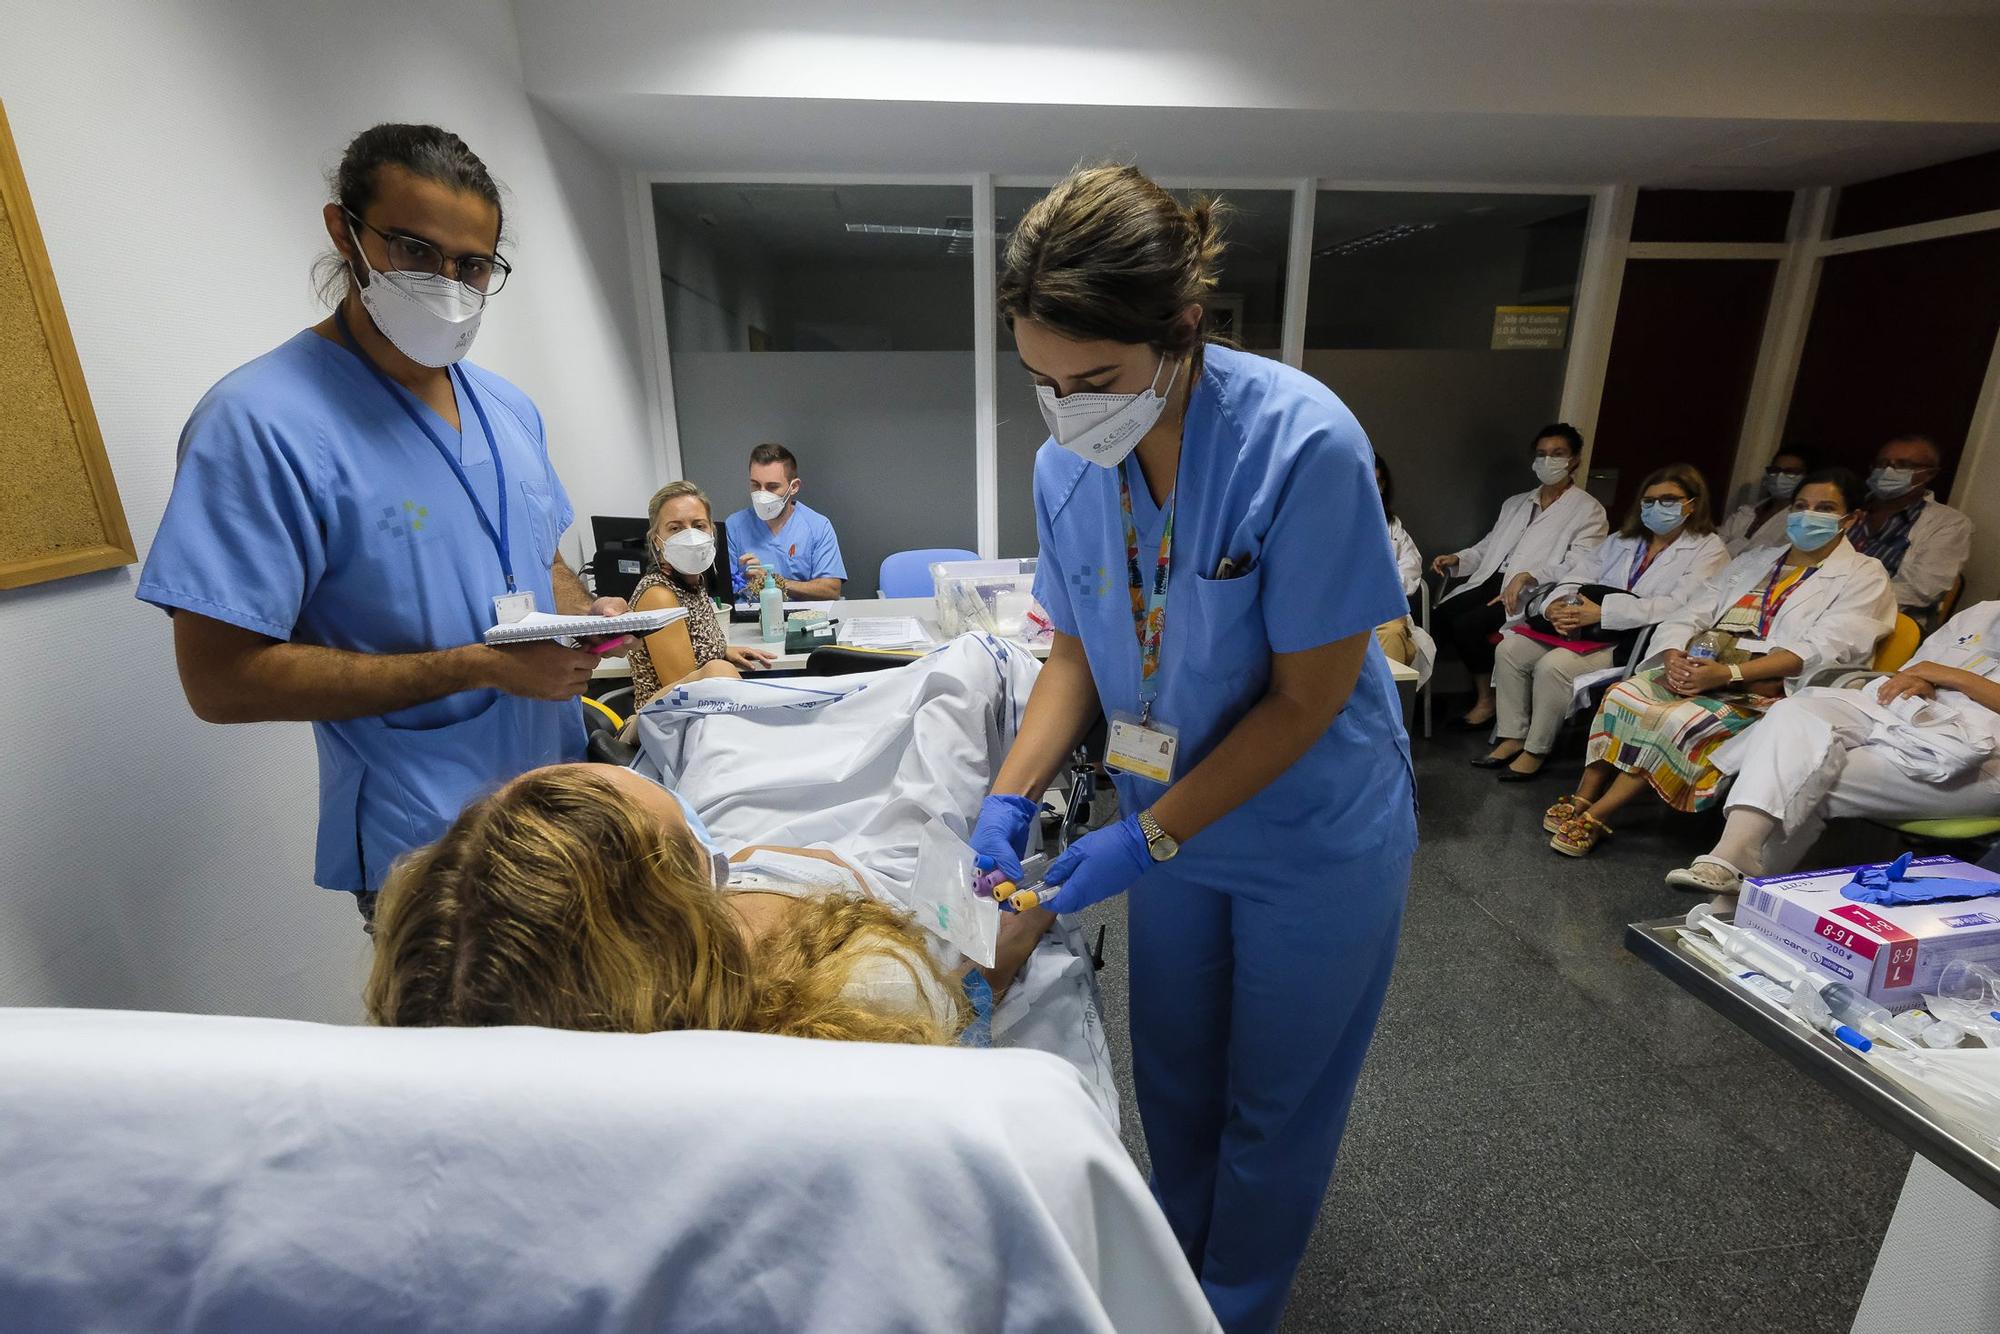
xmin=344 ymin=210 xmax=512 ymax=294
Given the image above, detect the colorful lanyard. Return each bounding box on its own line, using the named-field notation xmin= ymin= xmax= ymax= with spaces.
xmin=1626 ymin=540 xmax=1661 ymax=589
xmin=1119 ymin=471 xmax=1176 ymax=724
xmin=334 ymin=307 xmax=515 ymax=593
xmin=1755 ymin=557 xmax=1817 ymax=637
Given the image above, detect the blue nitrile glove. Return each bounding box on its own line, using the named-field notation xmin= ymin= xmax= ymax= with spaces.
xmin=1026 ymin=814 xmax=1152 ymax=915
xmin=971 ymin=794 xmax=1040 ymax=889
xmin=1843 ymin=852 xmax=2000 ymax=907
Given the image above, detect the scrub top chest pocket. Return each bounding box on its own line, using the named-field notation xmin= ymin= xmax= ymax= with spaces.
xmin=517 ymin=478 xmax=561 ymax=565
xmin=1176 ymin=562 xmax=1266 ymax=681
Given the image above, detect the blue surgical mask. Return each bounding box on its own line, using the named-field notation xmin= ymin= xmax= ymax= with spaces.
xmin=652 ymin=778 xmax=731 ymax=888
xmin=1867 ymin=466 xmax=1917 ymax=499
xmin=1786 ymin=510 xmax=1844 ymax=551
xmin=1640 ymin=500 xmax=1684 ymax=535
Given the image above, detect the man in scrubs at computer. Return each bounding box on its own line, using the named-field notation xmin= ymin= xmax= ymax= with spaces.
xmin=137 ymin=124 xmax=626 ymax=923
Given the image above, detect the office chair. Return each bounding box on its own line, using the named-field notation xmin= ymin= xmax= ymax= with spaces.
xmin=878 ymin=548 xmax=979 ymax=599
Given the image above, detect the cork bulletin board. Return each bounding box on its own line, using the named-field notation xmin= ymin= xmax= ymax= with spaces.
xmin=0 ymin=97 xmax=134 ymax=589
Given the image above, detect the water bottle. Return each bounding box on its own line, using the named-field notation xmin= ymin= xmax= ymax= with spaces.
xmin=759 ymin=580 xmax=784 ymax=643
xmin=1686 ymin=629 xmax=1731 ymax=662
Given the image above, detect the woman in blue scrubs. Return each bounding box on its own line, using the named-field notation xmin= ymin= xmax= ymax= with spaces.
xmin=973 ymin=166 xmax=1417 ymax=1334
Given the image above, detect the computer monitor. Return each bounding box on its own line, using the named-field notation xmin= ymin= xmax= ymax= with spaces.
xmin=590 ymin=515 xmax=650 ymax=549
xmin=588 ymin=515 xmax=651 ymax=601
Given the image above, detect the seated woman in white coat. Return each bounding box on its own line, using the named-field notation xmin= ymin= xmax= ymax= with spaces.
xmin=1544 ymin=468 xmax=1896 ymax=856
xmin=1477 ymin=464 xmax=1729 ymax=780
xmin=1374 ymin=453 xmax=1423 ymax=666
xmin=1430 ymin=423 xmax=1608 ymax=729
xmin=1719 ymin=446 xmax=1813 ymax=554
xmin=1666 ymin=600 xmax=2000 ymax=894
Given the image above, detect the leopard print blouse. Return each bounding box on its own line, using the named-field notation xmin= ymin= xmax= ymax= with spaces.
xmin=628 ymin=570 xmax=729 ymax=707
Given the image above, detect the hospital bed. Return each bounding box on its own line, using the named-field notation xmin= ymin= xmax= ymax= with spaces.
xmin=0 ymin=1008 xmax=1218 ymax=1333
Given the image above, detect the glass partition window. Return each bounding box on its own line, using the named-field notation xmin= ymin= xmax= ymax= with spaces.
xmin=1302 ymin=191 xmax=1590 ymax=567
xmin=653 ymin=183 xmax=976 ymax=594
xmin=992 ymin=184 xmax=1294 ymax=559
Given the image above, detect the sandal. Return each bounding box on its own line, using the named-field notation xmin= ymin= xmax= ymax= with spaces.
xmin=1542 ymin=795 xmax=1586 ymax=834
xmin=1550 ymin=810 xmax=1612 ymax=857
xmin=1664 ymin=857 xmax=1744 ymax=896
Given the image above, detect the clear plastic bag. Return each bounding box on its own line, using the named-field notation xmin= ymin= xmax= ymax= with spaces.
xmin=908 ymin=819 xmax=1000 ymax=969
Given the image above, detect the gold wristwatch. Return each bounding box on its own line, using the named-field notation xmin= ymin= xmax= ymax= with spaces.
xmin=1727 ymin=663 xmax=1745 ymax=683
xmin=1138 ymin=810 xmax=1180 ymax=862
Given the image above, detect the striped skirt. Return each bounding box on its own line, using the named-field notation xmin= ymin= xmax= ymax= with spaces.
xmin=1585 ymin=670 xmax=1770 ymax=812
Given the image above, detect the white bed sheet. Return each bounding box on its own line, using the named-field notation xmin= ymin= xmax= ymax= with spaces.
xmin=0 ymin=1008 xmax=1216 ymax=1333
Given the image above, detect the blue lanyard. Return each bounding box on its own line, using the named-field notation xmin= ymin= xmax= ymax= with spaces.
xmin=333 ymin=307 xmax=515 ymax=593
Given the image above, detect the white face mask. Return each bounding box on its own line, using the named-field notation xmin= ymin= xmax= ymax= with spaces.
xmin=1763 ymin=472 xmax=1802 ymax=500
xmin=1532 ymin=455 xmax=1572 ymax=486
xmin=1035 ymin=356 xmax=1181 ymax=468
xmin=660 ymin=528 xmax=716 ymax=576
xmin=349 ymin=226 xmax=484 ymax=367
xmin=750 ymin=489 xmax=790 ymax=521
xmin=1868 ymin=466 xmax=1918 ymax=499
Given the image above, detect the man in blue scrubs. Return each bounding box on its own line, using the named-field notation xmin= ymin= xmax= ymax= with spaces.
xmin=721 ymin=442 xmax=846 ymax=600
xmin=137 ymin=125 xmax=626 ymax=921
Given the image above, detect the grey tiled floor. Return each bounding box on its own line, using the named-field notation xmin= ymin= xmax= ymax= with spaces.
xmin=1074 ymin=713 xmax=1912 ymax=1333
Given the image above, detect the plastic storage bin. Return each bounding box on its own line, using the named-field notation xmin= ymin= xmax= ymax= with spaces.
xmin=930 ymin=558 xmax=1046 ymax=642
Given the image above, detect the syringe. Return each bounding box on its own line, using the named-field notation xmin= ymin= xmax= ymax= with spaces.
xmin=1685 ymin=904 xmax=1808 ymax=987
xmin=1811 ymin=976 xmax=1922 ymax=1052
xmin=1679 ymin=932 xmax=1872 ymax=1052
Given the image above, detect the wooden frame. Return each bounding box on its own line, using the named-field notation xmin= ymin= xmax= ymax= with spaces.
xmin=0 ymin=97 xmax=135 ymax=589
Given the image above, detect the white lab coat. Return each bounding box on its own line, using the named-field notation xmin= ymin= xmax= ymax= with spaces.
xmin=1858 ymin=492 xmax=1974 ymax=611
xmin=1719 ymin=501 xmax=1791 ymax=555
xmin=1716 ymin=601 xmax=2000 ymax=871
xmin=1531 ymin=528 xmax=1732 ymax=632
xmin=1440 ymin=485 xmax=1608 ymax=604
xmin=1639 ymin=538 xmax=1897 ymax=694
xmin=1389 ymin=517 xmax=1421 ymax=596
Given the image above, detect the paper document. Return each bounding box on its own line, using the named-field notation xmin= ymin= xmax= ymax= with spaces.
xmin=483 ymin=608 xmax=684 ymax=647
xmin=843 ymin=617 xmax=932 ymax=650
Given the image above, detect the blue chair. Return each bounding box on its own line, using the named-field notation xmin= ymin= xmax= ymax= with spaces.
xmin=878 ymin=548 xmax=979 ymax=598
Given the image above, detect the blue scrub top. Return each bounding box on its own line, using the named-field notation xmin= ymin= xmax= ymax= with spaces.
xmin=1031 ymin=344 xmax=1416 ymax=872
xmin=137 ymin=331 xmax=585 ymax=891
xmin=722 ymin=500 xmax=847 ymax=597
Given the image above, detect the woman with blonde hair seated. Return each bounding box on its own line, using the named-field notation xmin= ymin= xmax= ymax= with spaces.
xmin=1544 ymin=468 xmax=1896 ymax=857
xmin=366 ymin=763 xmax=1050 ymax=1043
xmin=627 ymin=481 xmax=773 ymax=710
xmin=1478 ymin=463 xmax=1729 ymax=780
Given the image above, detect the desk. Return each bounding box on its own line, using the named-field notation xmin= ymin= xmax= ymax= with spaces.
xmin=597 ymin=596 xmax=1421 ymax=686
xmin=1627 ymin=913 xmax=2000 ymax=1330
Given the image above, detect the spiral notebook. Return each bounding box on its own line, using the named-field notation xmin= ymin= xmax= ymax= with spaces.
xmin=482 ymin=608 xmax=685 ymax=647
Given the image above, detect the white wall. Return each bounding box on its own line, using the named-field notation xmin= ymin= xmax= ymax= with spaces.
xmin=0 ymin=0 xmax=655 ymax=1021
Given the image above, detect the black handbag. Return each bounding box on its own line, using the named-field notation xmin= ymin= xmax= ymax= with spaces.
xmin=1524 ymin=582 xmax=1650 ymax=665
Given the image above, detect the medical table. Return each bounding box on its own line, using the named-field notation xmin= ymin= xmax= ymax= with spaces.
xmin=1627 ymin=915 xmax=2000 ymax=1331
xmin=595 ymin=594 xmax=1420 ymax=684
xmin=0 ymin=1008 xmax=1220 ymax=1333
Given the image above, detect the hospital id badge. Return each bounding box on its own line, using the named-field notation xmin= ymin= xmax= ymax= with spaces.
xmin=492 ymin=591 xmax=535 ymax=624
xmin=1106 ymin=711 xmax=1179 ymax=784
